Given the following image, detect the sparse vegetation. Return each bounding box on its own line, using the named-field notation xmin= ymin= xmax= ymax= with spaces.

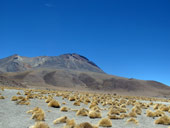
xmin=1 ymin=86 xmax=170 ymax=128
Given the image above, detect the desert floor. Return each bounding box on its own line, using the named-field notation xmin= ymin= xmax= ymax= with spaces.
xmin=0 ymin=88 xmax=170 ymax=128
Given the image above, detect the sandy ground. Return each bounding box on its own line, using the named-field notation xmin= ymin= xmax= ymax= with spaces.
xmin=0 ymin=89 xmax=170 ymax=128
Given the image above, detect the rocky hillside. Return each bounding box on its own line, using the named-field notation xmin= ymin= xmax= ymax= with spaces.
xmin=0 ymin=54 xmax=170 ymax=97
xmin=0 ymin=53 xmax=104 ymax=73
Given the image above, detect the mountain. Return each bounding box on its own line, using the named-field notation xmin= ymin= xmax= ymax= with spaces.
xmin=0 ymin=53 xmax=104 ymax=73
xmin=0 ymin=53 xmax=170 ymax=97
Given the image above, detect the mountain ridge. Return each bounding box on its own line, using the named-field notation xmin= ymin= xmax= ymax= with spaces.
xmin=0 ymin=53 xmax=170 ymax=97
xmin=0 ymin=53 xmax=104 ymax=73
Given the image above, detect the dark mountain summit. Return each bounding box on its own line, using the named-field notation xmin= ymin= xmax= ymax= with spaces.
xmin=0 ymin=53 xmax=104 ymax=73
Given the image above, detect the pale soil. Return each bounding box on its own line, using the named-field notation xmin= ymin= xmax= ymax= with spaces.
xmin=0 ymin=89 xmax=170 ymax=128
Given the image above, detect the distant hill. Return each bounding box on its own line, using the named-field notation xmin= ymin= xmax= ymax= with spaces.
xmin=0 ymin=53 xmax=170 ymax=97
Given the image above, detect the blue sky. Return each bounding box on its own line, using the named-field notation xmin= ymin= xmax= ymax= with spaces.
xmin=0 ymin=0 xmax=170 ymax=85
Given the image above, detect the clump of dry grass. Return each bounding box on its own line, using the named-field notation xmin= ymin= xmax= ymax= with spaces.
xmin=17 ymin=92 xmax=21 ymax=95
xmin=69 ymin=96 xmax=76 ymax=101
xmin=155 ymin=115 xmax=170 ymax=125
xmin=153 ymin=104 xmax=161 ymax=110
xmin=64 ymin=119 xmax=76 ymax=128
xmin=119 ymin=108 xmax=127 ymax=113
xmin=16 ymin=100 xmax=30 ymax=105
xmin=27 ymin=107 xmax=45 ymax=121
xmin=31 ymin=112 xmax=45 ymax=121
xmin=109 ymin=114 xmax=120 ymax=119
xmin=84 ymin=101 xmax=89 ymax=105
xmin=60 ymin=106 xmax=69 ymax=112
xmin=53 ymin=116 xmax=68 ymax=124
xmin=45 ymin=97 xmax=53 ymax=103
xmin=126 ymin=118 xmax=138 ymax=124
xmin=132 ymin=105 xmax=142 ymax=115
xmin=0 ymin=95 xmax=5 ymax=99
xmin=29 ymin=121 xmax=50 ymax=128
xmin=17 ymin=96 xmax=27 ymax=101
xmin=48 ymin=99 xmax=60 ymax=108
xmin=98 ymin=118 xmax=112 ymax=127
xmin=154 ymin=110 xmax=165 ymax=117
xmin=76 ymin=108 xmax=89 ymax=116
xmin=88 ymin=110 xmax=102 ymax=118
xmin=128 ymin=111 xmax=137 ymax=117
xmin=11 ymin=96 xmax=18 ymax=101
xmin=146 ymin=109 xmax=155 ymax=117
xmin=120 ymin=104 xmax=126 ymax=108
xmin=27 ymin=107 xmax=39 ymax=114
xmin=15 ymin=96 xmax=30 ymax=105
xmin=73 ymin=101 xmax=81 ymax=106
xmin=120 ymin=113 xmax=129 ymax=119
xmin=90 ymin=106 xmax=101 ymax=111
xmin=62 ymin=102 xmax=66 ymax=105
xmin=84 ymin=98 xmax=91 ymax=103
xmin=159 ymin=105 xmax=169 ymax=112
xmin=146 ymin=109 xmax=164 ymax=117
xmin=108 ymin=108 xmax=120 ymax=115
xmin=89 ymin=103 xmax=98 ymax=109
xmin=75 ymin=122 xmax=98 ymax=128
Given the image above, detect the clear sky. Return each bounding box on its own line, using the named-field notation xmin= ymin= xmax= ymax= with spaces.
xmin=0 ymin=0 xmax=170 ymax=85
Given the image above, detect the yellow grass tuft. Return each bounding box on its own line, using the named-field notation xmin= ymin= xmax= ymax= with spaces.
xmin=73 ymin=101 xmax=81 ymax=106
xmin=132 ymin=106 xmax=142 ymax=115
xmin=155 ymin=115 xmax=170 ymax=125
xmin=146 ymin=109 xmax=155 ymax=117
xmin=120 ymin=113 xmax=129 ymax=119
xmin=45 ymin=97 xmax=53 ymax=103
xmin=17 ymin=92 xmax=21 ymax=95
xmin=126 ymin=118 xmax=138 ymax=124
xmin=16 ymin=98 xmax=30 ymax=105
xmin=128 ymin=111 xmax=137 ymax=118
xmin=75 ymin=122 xmax=98 ymax=128
xmin=108 ymin=114 xmax=122 ymax=119
xmin=0 ymin=95 xmax=5 ymax=99
xmin=27 ymin=107 xmax=39 ymax=114
xmin=11 ymin=96 xmax=18 ymax=101
xmin=153 ymin=104 xmax=161 ymax=110
xmin=88 ymin=110 xmax=102 ymax=118
xmin=108 ymin=108 xmax=120 ymax=115
xmin=159 ymin=105 xmax=169 ymax=111
xmin=64 ymin=119 xmax=76 ymax=128
xmin=154 ymin=110 xmax=165 ymax=117
xmin=98 ymin=118 xmax=112 ymax=127
xmin=60 ymin=106 xmax=69 ymax=112
xmin=29 ymin=121 xmax=50 ymax=128
xmin=48 ymin=99 xmax=60 ymax=108
xmin=69 ymin=96 xmax=76 ymax=101
xmin=89 ymin=103 xmax=98 ymax=109
xmin=53 ymin=116 xmax=68 ymax=124
xmin=28 ymin=107 xmax=45 ymax=121
xmin=76 ymin=108 xmax=89 ymax=116
xmin=62 ymin=102 xmax=66 ymax=105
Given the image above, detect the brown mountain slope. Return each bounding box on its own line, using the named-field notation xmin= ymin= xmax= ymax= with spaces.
xmin=0 ymin=75 xmax=26 ymax=88
xmin=2 ymin=69 xmax=170 ymax=97
xmin=0 ymin=54 xmax=169 ymax=97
